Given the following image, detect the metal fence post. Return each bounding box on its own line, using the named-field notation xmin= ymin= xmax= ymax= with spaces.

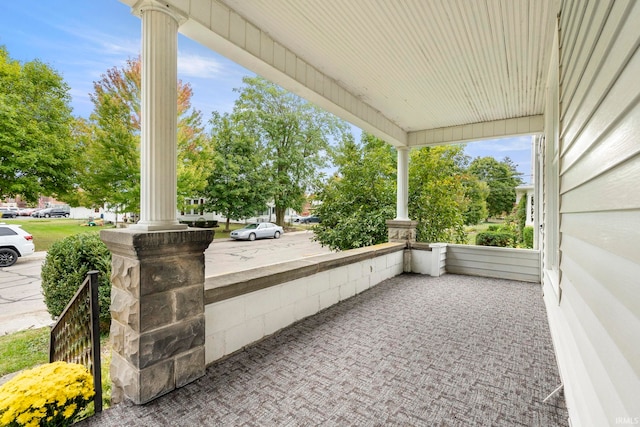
xmin=88 ymin=270 xmax=102 ymax=413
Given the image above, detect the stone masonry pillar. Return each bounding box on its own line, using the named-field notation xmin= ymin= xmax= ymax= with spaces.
xmin=101 ymin=228 xmax=213 ymax=405
xmin=386 ymin=219 xmax=418 ymax=244
xmin=386 ymin=220 xmax=417 ymax=272
xmin=131 ymin=0 xmax=186 ymax=231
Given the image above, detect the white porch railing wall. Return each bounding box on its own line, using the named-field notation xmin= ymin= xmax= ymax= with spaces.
xmin=204 ymin=243 xmax=405 ymax=365
xmin=202 ymin=242 xmax=540 ymax=366
xmin=410 ymin=243 xmax=448 ymax=276
xmin=446 ymin=244 xmax=541 ymax=283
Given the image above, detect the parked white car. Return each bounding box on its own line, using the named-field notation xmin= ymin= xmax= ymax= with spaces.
xmin=230 ymin=222 xmax=284 ymax=241
xmin=0 ymin=223 xmax=35 ymax=267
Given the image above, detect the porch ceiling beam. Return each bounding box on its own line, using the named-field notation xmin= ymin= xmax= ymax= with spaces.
xmin=408 ymin=115 xmax=544 ymax=148
xmin=176 ymin=0 xmax=408 ymax=147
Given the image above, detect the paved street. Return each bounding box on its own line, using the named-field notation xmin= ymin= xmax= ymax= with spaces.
xmin=0 ymin=230 xmax=331 ymax=335
xmin=0 ymin=252 xmax=50 ymax=335
xmin=204 ymin=230 xmax=331 ymax=277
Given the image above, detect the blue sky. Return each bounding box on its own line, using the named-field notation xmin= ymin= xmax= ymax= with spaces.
xmin=0 ymin=0 xmax=533 ymax=183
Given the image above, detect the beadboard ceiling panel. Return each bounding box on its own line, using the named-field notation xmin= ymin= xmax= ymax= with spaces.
xmin=121 ymin=0 xmax=558 ymax=146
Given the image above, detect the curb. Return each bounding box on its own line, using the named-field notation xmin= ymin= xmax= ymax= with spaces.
xmin=30 ymin=251 xmax=48 ymax=260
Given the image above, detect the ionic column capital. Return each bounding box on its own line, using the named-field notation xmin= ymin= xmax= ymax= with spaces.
xmin=132 ymin=0 xmax=187 ymax=25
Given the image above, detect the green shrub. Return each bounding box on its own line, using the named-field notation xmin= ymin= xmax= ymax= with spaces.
xmin=522 ymin=226 xmax=534 ymax=249
xmin=487 ymin=225 xmax=500 ymax=231
xmin=516 ymin=195 xmax=528 ymax=243
xmin=475 ymin=231 xmax=516 ymax=247
xmin=41 ymin=233 xmax=112 ymax=330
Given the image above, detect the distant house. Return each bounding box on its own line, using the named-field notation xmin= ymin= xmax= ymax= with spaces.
xmin=515 ymin=184 xmax=534 ymax=227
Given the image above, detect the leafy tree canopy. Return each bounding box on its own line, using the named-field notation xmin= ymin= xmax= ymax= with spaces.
xmin=468 ymin=156 xmax=523 ymax=217
xmin=313 ymin=133 xmax=396 ymax=251
xmin=233 ymin=76 xmax=349 ymax=226
xmin=408 ymin=145 xmax=469 ymax=243
xmin=0 ymin=46 xmax=77 ymax=202
xmin=202 ymin=112 xmax=269 ymax=230
xmin=314 ymin=136 xmax=475 ymax=250
xmin=462 ymin=177 xmax=489 ymax=226
xmin=75 ymin=57 xmax=209 ymax=216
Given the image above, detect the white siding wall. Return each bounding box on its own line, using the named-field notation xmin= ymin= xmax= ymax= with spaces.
xmin=447 ymin=245 xmax=541 ymax=283
xmin=544 ymin=1 xmax=640 ymax=424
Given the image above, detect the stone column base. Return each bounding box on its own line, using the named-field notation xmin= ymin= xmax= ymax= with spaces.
xmin=101 ymin=228 xmax=213 ymax=405
xmin=386 ymin=219 xmax=418 ymax=244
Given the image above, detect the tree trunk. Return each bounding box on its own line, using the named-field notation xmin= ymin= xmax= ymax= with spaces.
xmin=225 ymin=217 xmax=231 ymax=232
xmin=275 ymin=206 xmax=286 ymax=227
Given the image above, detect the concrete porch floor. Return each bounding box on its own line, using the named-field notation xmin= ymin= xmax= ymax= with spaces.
xmin=81 ymin=273 xmax=568 ymax=426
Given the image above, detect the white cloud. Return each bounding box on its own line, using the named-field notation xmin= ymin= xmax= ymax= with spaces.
xmin=95 ymin=39 xmax=140 ymax=58
xmin=178 ymin=52 xmax=226 ymax=79
xmin=468 ymin=136 xmax=533 ymax=152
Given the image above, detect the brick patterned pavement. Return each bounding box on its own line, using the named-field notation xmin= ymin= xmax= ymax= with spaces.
xmin=81 ymin=274 xmax=568 ymax=426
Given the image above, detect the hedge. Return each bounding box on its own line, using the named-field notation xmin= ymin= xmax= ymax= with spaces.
xmin=41 ymin=233 xmax=112 ymax=330
xmin=475 ymin=231 xmax=516 ymax=248
xmin=522 ymin=226 xmax=534 ymax=249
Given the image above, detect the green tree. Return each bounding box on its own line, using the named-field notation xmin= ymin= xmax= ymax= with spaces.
xmin=515 ymin=194 xmax=528 ymax=243
xmin=462 ymin=177 xmax=489 ymax=225
xmin=468 ymin=156 xmax=522 ymax=217
xmin=177 ymin=85 xmax=212 ymax=214
xmin=202 ymin=112 xmax=269 ymax=231
xmin=76 ymin=58 xmax=208 ymax=217
xmin=233 ymin=76 xmax=348 ymax=226
xmin=80 ymin=61 xmax=141 ymax=215
xmin=315 ymin=137 xmax=476 ymax=249
xmin=408 ymin=145 xmax=468 ymax=243
xmin=0 ymin=46 xmax=77 ymax=202
xmin=313 ymin=134 xmax=396 ymax=251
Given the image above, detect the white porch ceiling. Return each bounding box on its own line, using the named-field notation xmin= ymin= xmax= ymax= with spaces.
xmin=122 ymin=0 xmax=558 ymax=147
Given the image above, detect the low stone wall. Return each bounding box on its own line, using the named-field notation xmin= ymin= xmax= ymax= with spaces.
xmin=203 ymin=242 xmax=405 ymax=364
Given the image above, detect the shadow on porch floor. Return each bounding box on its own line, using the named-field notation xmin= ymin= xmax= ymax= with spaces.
xmin=81 ymin=273 xmax=568 ymax=426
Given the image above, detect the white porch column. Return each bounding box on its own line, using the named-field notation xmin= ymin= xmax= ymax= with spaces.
xmin=131 ymin=0 xmax=186 ymax=231
xmin=395 ymin=147 xmax=410 ymax=220
xmin=386 ymin=146 xmax=416 ymax=258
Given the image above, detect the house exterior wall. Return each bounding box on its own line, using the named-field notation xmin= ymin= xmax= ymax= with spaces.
xmin=543 ymin=1 xmax=640 ymax=424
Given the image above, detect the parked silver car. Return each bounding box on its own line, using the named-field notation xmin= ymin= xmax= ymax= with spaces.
xmin=230 ymin=222 xmax=284 ymax=241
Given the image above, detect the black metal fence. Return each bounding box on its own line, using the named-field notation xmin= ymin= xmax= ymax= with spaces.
xmin=50 ymin=270 xmax=102 ymax=413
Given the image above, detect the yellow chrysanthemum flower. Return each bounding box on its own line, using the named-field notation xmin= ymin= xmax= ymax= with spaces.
xmin=0 ymin=361 xmax=94 ymax=426
xmin=62 ymin=403 xmax=78 ymax=419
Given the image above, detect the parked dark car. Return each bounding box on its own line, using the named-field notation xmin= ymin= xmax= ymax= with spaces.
xmin=34 ymin=207 xmax=70 ymax=218
xmin=0 ymin=209 xmax=18 ymax=218
xmin=299 ymin=216 xmax=321 ymax=224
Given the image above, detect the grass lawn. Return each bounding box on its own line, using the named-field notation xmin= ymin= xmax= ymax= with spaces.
xmin=464 ymin=220 xmax=504 ymax=245
xmin=3 ymin=219 xmax=284 ymax=251
xmin=0 ymin=327 xmax=49 ymax=377
xmin=211 ymin=222 xmax=247 ymax=239
xmin=4 ymin=218 xmax=115 ymax=252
